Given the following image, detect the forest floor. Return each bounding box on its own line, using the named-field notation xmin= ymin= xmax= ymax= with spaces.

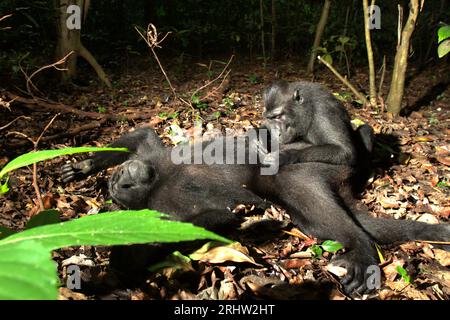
xmin=0 ymin=56 xmax=449 ymax=300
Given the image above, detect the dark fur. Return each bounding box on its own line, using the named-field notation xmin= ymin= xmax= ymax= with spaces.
xmin=62 ymin=83 xmax=450 ymax=294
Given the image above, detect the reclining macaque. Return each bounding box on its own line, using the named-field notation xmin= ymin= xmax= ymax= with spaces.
xmin=62 ymin=81 xmax=449 ymax=294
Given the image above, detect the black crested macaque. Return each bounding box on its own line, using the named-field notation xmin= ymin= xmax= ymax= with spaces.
xmin=61 ymin=87 xmax=450 ymax=295
xmin=255 ymin=80 xmax=373 ymax=173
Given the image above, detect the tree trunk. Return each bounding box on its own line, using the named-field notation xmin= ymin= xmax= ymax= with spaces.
xmin=307 ymin=0 xmax=331 ymax=74
xmin=271 ymin=0 xmax=277 ymax=60
xmin=259 ymin=0 xmax=266 ymax=65
xmin=386 ymin=0 xmax=421 ymax=114
xmin=363 ymin=0 xmax=377 ymax=107
xmin=55 ymin=0 xmax=111 ymax=87
xmin=56 ymin=0 xmax=78 ymax=81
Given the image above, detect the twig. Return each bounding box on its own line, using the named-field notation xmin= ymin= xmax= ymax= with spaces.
xmin=21 ymin=52 xmax=74 ymax=97
xmin=7 ymin=115 xmax=59 ymax=212
xmin=0 ymin=14 xmax=12 ymax=22
xmin=198 ymin=69 xmax=232 ymax=101
xmin=35 ymin=113 xmax=59 ymax=148
xmin=0 ymin=116 xmax=30 ymax=131
xmin=33 ymin=114 xmax=60 ymax=212
xmin=6 ymin=131 xmax=35 ymax=144
xmin=191 ymin=55 xmax=234 ymax=101
xmin=378 ymin=55 xmax=386 ymax=103
xmin=0 ymin=14 xmax=12 ymax=30
xmin=135 ymin=24 xmax=177 ymax=99
xmin=317 ymin=55 xmax=369 ymax=106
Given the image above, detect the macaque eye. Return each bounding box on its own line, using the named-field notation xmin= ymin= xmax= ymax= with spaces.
xmin=293 ymin=89 xmax=304 ymax=103
xmin=272 ymin=114 xmax=283 ymax=120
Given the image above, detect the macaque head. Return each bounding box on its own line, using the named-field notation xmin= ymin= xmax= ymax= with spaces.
xmin=109 ymin=160 xmax=157 ymax=209
xmin=263 ymin=81 xmax=317 ymax=144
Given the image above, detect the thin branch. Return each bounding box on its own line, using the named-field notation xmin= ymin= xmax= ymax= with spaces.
xmin=378 ymin=55 xmax=386 ymax=101
xmin=135 ymin=24 xmax=177 ymax=100
xmin=35 ymin=113 xmax=59 ymax=148
xmin=0 ymin=116 xmax=31 ymax=131
xmin=191 ymin=55 xmax=234 ymax=101
xmin=0 ymin=14 xmax=12 ymax=30
xmin=32 ymin=114 xmax=59 ymax=212
xmin=25 ymin=52 xmax=74 ymax=96
xmin=7 ymin=114 xmax=59 ymax=212
xmin=317 ymin=55 xmax=369 ymax=106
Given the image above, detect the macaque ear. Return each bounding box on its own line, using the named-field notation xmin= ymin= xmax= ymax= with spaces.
xmin=293 ymin=89 xmax=304 ymax=103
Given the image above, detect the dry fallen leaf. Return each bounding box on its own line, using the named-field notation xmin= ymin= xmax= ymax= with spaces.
xmin=191 ymin=242 xmax=262 ymax=266
xmin=282 ymin=259 xmax=312 ymax=269
xmin=326 ymin=265 xmax=348 ymax=278
xmin=416 ymin=213 xmax=440 ymax=224
xmin=433 ymin=249 xmax=450 ymax=267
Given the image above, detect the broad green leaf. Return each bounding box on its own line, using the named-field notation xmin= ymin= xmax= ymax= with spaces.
xmin=0 ymin=210 xmax=230 ymax=250
xmin=0 ymin=240 xmax=57 ymax=300
xmin=438 ymin=39 xmax=450 ymax=58
xmin=321 ymin=240 xmax=343 ymax=253
xmin=0 ymin=226 xmax=15 ymax=240
xmin=0 ymin=147 xmax=128 ymax=180
xmin=438 ymin=25 xmax=450 ymax=43
xmin=25 ymin=209 xmax=61 ymax=230
xmin=396 ymin=266 xmax=411 ymax=284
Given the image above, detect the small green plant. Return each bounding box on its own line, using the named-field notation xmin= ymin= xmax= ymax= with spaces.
xmin=396 ymin=266 xmax=411 ymax=284
xmin=248 ymin=74 xmax=262 ymax=84
xmin=97 ymin=105 xmax=106 ymax=113
xmin=191 ymin=95 xmax=208 ymax=110
xmin=222 ymin=97 xmax=234 ymax=108
xmin=437 ymin=25 xmax=450 ymax=58
xmin=437 ymin=180 xmax=450 ymax=189
xmin=308 ymin=240 xmax=343 ymax=258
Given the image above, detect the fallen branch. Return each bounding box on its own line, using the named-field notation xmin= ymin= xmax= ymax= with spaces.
xmin=317 ymin=55 xmax=369 ymax=106
xmin=6 ymin=118 xmax=108 ymax=148
xmin=4 ymin=92 xmax=154 ymax=121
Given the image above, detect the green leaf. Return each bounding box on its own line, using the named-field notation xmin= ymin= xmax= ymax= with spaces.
xmin=308 ymin=244 xmax=323 ymax=257
xmin=321 ymin=240 xmax=343 ymax=253
xmin=438 ymin=25 xmax=450 ymax=43
xmin=0 ymin=147 xmax=128 ymax=180
xmin=0 ymin=226 xmax=15 ymax=240
xmin=1 ymin=177 xmax=10 ymax=194
xmin=0 ymin=240 xmax=57 ymax=300
xmin=0 ymin=210 xmax=231 ymax=251
xmin=338 ymin=36 xmax=350 ymax=44
xmin=191 ymin=95 xmax=200 ymax=105
xmin=148 ymin=251 xmax=192 ymax=272
xmin=438 ymin=39 xmax=450 ymax=58
xmin=25 ymin=209 xmax=61 ymax=230
xmin=396 ymin=266 xmax=411 ymax=284
xmin=322 ymin=54 xmax=333 ymax=65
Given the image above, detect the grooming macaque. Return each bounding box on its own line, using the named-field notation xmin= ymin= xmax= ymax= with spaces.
xmin=62 ymin=81 xmax=449 ymax=294
xmin=255 ymin=80 xmax=373 ymax=171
